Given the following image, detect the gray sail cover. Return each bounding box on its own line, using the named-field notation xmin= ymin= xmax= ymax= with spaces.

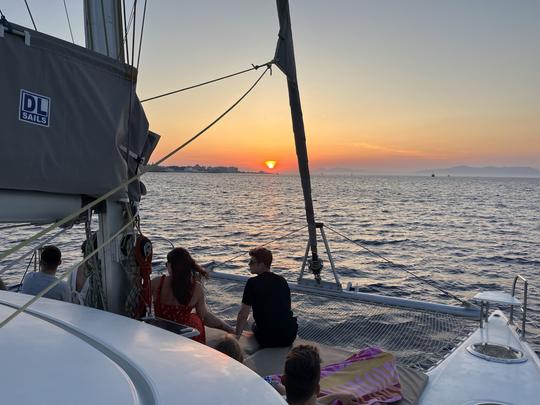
xmin=0 ymin=21 xmax=153 ymax=200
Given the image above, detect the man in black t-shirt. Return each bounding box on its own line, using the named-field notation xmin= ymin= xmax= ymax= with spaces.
xmin=235 ymin=247 xmax=298 ymax=348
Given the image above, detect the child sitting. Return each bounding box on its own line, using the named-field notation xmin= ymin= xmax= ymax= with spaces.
xmin=214 ymin=333 xmax=245 ymax=363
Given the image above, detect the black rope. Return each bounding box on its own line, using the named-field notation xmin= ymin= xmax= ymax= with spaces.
xmin=62 ymin=0 xmax=75 ymax=43
xmin=23 ymin=0 xmax=37 ymax=30
xmin=19 ymin=250 xmax=36 ymax=286
xmin=324 ymin=223 xmax=470 ymax=306
xmin=135 ymin=0 xmax=147 ymax=70
xmin=155 ymin=65 xmax=271 ymax=164
xmin=141 ymin=61 xmax=273 ymax=103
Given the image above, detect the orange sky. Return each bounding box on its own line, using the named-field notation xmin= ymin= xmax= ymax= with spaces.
xmin=5 ymin=1 xmax=539 ymax=173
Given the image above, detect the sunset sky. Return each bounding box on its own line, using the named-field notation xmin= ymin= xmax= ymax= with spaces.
xmin=3 ymin=1 xmax=539 ymax=173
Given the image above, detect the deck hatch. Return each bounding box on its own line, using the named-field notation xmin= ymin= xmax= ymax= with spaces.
xmin=466 ymin=342 xmax=527 ymax=364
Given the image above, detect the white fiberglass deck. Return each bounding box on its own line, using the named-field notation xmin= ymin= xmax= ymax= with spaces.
xmin=0 ymin=291 xmax=285 ymax=405
xmin=419 ymin=310 xmax=540 ymax=405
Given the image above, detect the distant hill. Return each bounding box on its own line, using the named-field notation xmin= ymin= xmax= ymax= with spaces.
xmin=416 ymin=166 xmax=540 ymax=178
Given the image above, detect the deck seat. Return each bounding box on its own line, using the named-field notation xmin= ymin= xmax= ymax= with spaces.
xmin=243 ymin=338 xmax=353 ymax=376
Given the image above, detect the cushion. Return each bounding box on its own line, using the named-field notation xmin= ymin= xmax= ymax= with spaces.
xmin=245 ymin=338 xmax=353 ymax=377
xmin=394 ymin=365 xmax=429 ymax=405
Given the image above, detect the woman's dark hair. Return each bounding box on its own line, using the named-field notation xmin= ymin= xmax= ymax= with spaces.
xmin=167 ymin=247 xmax=208 ymax=305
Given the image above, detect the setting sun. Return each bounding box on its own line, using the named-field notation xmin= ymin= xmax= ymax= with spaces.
xmin=264 ymin=160 xmax=277 ymax=169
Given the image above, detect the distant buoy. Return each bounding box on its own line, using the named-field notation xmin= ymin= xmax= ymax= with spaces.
xmin=431 ymin=173 xmax=435 ymax=177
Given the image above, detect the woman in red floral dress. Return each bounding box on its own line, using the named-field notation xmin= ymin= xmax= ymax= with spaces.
xmin=151 ymin=247 xmax=222 ymax=344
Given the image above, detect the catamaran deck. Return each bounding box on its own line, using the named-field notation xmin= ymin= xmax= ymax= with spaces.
xmin=204 ymin=276 xmax=478 ymax=371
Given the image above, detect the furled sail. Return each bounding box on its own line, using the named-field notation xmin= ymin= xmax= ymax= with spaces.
xmin=0 ymin=20 xmax=154 ymax=201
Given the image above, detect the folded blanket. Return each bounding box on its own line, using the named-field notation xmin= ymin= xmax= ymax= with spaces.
xmin=319 ymin=347 xmax=402 ymax=404
xmin=265 ymin=347 xmax=402 ymax=405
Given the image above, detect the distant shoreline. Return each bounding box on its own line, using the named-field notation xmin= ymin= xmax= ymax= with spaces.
xmin=146 ymin=164 xmax=272 ymax=175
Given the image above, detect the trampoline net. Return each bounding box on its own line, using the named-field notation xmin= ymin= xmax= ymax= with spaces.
xmin=205 ymin=277 xmax=477 ymax=371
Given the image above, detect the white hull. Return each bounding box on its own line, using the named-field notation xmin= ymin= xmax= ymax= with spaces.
xmin=419 ymin=310 xmax=540 ymax=404
xmin=0 ymin=291 xmax=285 ymax=404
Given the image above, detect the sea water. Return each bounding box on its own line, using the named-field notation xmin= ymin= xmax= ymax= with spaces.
xmin=2 ymin=173 xmax=539 ymax=353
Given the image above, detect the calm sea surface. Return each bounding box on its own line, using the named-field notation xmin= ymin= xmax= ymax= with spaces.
xmin=2 ymin=173 xmax=540 ymax=353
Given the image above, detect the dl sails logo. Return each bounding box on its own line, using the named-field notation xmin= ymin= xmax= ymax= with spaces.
xmin=19 ymin=90 xmax=51 ymax=127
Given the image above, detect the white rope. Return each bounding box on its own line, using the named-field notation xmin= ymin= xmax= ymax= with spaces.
xmin=0 ymin=215 xmax=136 ymax=328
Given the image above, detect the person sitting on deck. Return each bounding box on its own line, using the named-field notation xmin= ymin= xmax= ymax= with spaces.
xmin=235 ymin=247 xmax=298 ymax=347
xmin=280 ymin=345 xmax=359 ymax=405
xmin=151 ymin=247 xmax=233 ymax=344
xmin=70 ymin=235 xmax=97 ymax=305
xmin=214 ymin=333 xmax=245 ymax=363
xmin=20 ymin=245 xmax=70 ymax=302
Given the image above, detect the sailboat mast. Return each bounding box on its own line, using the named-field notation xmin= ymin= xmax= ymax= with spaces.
xmin=275 ymin=0 xmax=322 ymax=276
xmin=83 ymin=0 xmax=131 ymax=314
xmin=84 ymin=0 xmax=124 ymax=61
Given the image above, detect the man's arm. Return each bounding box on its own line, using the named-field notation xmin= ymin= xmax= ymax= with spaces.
xmin=235 ymin=303 xmax=251 ymax=338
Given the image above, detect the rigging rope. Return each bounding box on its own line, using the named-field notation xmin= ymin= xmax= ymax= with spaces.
xmin=83 ymin=211 xmax=107 ymax=310
xmin=151 ymin=65 xmax=270 ymax=166
xmin=0 ymin=66 xmax=271 ymax=263
xmin=0 ymin=223 xmax=34 ymax=231
xmin=206 ymin=223 xmax=307 ymax=271
xmin=23 ymin=0 xmax=37 ymax=31
xmin=62 ymin=0 xmax=75 ymax=43
xmin=324 ymin=223 xmax=470 ymax=306
xmin=121 ymin=0 xmax=131 ymax=64
xmin=140 ymin=62 xmax=272 ymax=103
xmin=18 ymin=249 xmax=36 ymax=288
xmin=0 ymin=227 xmax=70 ymax=277
xmin=0 ymin=215 xmax=137 ymax=329
xmin=99 ymin=0 xmax=111 ymax=57
xmin=130 ymin=0 xmax=136 ymax=67
xmin=135 ymin=0 xmax=147 ymax=70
